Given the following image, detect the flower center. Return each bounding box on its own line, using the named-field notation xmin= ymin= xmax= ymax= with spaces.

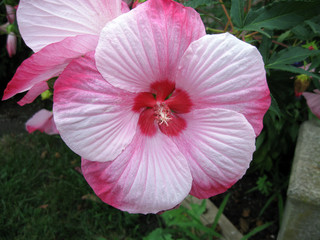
xmin=154 ymin=102 xmax=172 ymax=126
xmin=132 ymin=80 xmax=192 ymax=137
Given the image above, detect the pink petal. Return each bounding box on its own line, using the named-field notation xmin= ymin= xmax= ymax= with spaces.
xmin=6 ymin=33 xmax=17 ymax=57
xmin=2 ymin=34 xmax=98 ymax=103
xmin=95 ymin=0 xmax=205 ymax=93
xmin=26 ymin=109 xmax=59 ymax=135
xmin=53 ymin=52 xmax=139 ymax=163
xmin=17 ymin=0 xmax=122 ymax=52
xmin=82 ymin=129 xmax=192 ymax=214
xmin=121 ymin=1 xmax=130 ymax=13
xmin=171 ymin=108 xmax=256 ymax=199
xmin=174 ymin=33 xmax=270 ymax=136
xmin=17 ymin=81 xmax=49 ymax=106
xmin=303 ymin=89 xmax=320 ymax=119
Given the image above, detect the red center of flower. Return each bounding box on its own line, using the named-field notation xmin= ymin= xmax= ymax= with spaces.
xmin=132 ymin=80 xmax=192 ymax=137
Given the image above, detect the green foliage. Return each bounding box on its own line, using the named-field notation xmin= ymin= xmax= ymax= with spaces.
xmin=144 ymin=195 xmax=234 ymax=240
xmin=240 ymin=221 xmax=274 ymax=240
xmin=143 ymin=228 xmax=174 ymax=240
xmin=183 ymin=0 xmax=215 ymax=8
xmin=159 ymin=200 xmax=222 ymax=239
xmin=256 ymin=175 xmax=273 ymax=196
xmin=4 ymin=0 xmax=19 ymax=6
xmin=230 ymin=0 xmax=245 ymax=28
xmin=241 ymin=1 xmax=320 ymax=37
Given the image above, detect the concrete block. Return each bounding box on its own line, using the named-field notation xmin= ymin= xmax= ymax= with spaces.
xmin=278 ymin=120 xmax=320 ymax=240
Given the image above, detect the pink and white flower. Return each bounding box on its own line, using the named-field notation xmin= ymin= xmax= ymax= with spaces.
xmin=53 ymin=0 xmax=270 ymax=213
xmin=303 ymin=89 xmax=320 ymax=119
xmin=2 ymin=0 xmax=126 ymax=106
xmin=26 ymin=109 xmax=59 ymax=135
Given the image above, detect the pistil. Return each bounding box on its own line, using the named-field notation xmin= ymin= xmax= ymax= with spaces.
xmin=154 ymin=102 xmax=172 ymax=126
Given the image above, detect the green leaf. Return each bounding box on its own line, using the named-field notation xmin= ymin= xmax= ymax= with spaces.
xmin=212 ymin=193 xmax=230 ymax=231
xmin=240 ymin=222 xmax=274 ymax=240
xmin=242 ymin=1 xmax=320 ymax=36
xmin=230 ymin=0 xmax=245 ymax=28
xmin=306 ymin=20 xmax=320 ymax=34
xmin=183 ymin=0 xmax=214 ymax=8
xmin=277 ymin=30 xmax=292 ymax=44
xmin=268 ymin=94 xmax=281 ymax=119
xmin=267 ymin=64 xmax=320 ymax=81
xmin=267 ymin=47 xmax=320 ymax=67
xmin=259 ymin=32 xmax=273 ymax=64
xmin=143 ymin=228 xmax=173 ymax=240
xmin=291 ymin=24 xmax=314 ymax=40
xmin=310 ymin=55 xmax=320 ymax=70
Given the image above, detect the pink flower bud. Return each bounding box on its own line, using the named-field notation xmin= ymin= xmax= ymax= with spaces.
xmin=5 ymin=5 xmax=16 ymax=24
xmin=6 ymin=33 xmax=17 ymax=58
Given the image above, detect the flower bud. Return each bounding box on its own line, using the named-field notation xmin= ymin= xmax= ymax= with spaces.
xmin=294 ymin=74 xmax=310 ymax=97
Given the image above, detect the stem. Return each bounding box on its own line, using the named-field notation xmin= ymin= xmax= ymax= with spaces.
xmin=248 ymin=0 xmax=252 ymax=12
xmin=218 ymin=0 xmax=234 ymax=32
xmin=245 ymin=31 xmax=259 ymax=38
xmin=272 ymin=40 xmax=289 ymax=48
xmin=206 ymin=27 xmax=225 ymax=33
xmin=224 ymin=21 xmax=230 ymax=32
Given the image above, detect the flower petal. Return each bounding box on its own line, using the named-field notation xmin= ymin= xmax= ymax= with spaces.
xmin=26 ymin=109 xmax=58 ymax=135
xmin=303 ymin=89 xmax=320 ymax=119
xmin=95 ymin=0 xmax=205 ymax=92
xmin=17 ymin=81 xmax=49 ymax=106
xmin=53 ymin=52 xmax=138 ymax=162
xmin=82 ymin=129 xmax=192 ymax=214
xmin=2 ymin=34 xmax=98 ymax=103
xmin=121 ymin=1 xmax=130 ymax=13
xmin=174 ymin=33 xmax=270 ymax=136
xmin=17 ymin=0 xmax=122 ymax=52
xmin=171 ymin=108 xmax=256 ymax=199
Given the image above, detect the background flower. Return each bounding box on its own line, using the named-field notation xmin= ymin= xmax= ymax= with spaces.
xmin=303 ymin=89 xmax=320 ymax=119
xmin=26 ymin=109 xmax=59 ymax=135
xmin=2 ymin=0 xmax=125 ymax=105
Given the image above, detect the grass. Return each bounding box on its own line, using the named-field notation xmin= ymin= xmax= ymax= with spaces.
xmin=0 ymin=133 xmax=159 ymax=240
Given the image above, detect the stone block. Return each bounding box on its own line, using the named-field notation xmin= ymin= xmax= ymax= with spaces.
xmin=278 ymin=120 xmax=320 ymax=240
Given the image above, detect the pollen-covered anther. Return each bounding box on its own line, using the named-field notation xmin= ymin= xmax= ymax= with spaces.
xmin=154 ymin=102 xmax=172 ymax=126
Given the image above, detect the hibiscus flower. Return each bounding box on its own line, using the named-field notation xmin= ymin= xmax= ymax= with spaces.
xmin=53 ymin=0 xmax=270 ymax=213
xmin=2 ymin=0 xmax=127 ymax=105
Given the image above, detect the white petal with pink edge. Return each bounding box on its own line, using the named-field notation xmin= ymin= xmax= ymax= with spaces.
xmin=17 ymin=0 xmax=122 ymax=52
xmin=82 ymin=130 xmax=192 ymax=214
xmin=303 ymin=89 xmax=320 ymax=119
xmin=53 ymin=52 xmax=138 ymax=162
xmin=95 ymin=0 xmax=205 ymax=93
xmin=26 ymin=109 xmax=58 ymax=135
xmin=2 ymin=34 xmax=98 ymax=103
xmin=174 ymin=33 xmax=270 ymax=136
xmin=170 ymin=108 xmax=256 ymax=199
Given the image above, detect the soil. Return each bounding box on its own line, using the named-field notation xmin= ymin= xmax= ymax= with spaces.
xmin=211 ymin=171 xmax=281 ymax=240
